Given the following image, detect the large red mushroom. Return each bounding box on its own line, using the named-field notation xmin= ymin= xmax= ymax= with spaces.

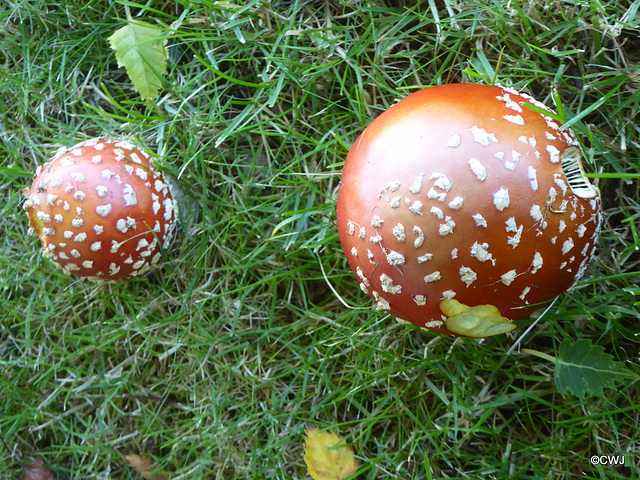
xmin=336 ymin=84 xmax=602 ymax=337
xmin=23 ymin=137 xmax=179 ymax=281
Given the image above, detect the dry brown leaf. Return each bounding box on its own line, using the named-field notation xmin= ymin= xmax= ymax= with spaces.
xmin=19 ymin=457 xmax=57 ymax=480
xmin=125 ymin=454 xmax=168 ymax=480
xmin=303 ymin=426 xmax=359 ymax=480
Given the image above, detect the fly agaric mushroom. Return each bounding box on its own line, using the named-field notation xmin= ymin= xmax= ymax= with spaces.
xmin=336 ymin=83 xmax=602 ymax=337
xmin=23 ymin=137 xmax=178 ymax=281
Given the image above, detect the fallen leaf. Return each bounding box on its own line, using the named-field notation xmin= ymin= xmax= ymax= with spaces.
xmin=125 ymin=454 xmax=168 ymax=480
xmin=554 ymin=339 xmax=639 ymax=398
xmin=108 ymin=18 xmax=168 ymax=101
xmin=303 ymin=426 xmax=359 ymax=480
xmin=20 ymin=457 xmax=57 ymax=480
xmin=440 ymin=298 xmax=516 ymax=337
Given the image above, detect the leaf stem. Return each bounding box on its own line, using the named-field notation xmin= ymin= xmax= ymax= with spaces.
xmin=125 ymin=4 xmax=133 ymax=22
xmin=521 ymin=348 xmax=558 ymax=365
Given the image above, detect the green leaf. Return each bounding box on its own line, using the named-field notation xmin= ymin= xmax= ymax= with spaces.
xmin=554 ymin=339 xmax=639 ymax=398
xmin=108 ymin=19 xmax=168 ymax=101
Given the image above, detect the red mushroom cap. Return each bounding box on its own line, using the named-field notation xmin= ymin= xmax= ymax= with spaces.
xmin=336 ymin=84 xmax=602 ymax=337
xmin=23 ymin=137 xmax=179 ymax=281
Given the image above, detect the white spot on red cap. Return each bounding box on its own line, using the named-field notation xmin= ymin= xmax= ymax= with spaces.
xmin=503 ymin=114 xmax=525 ymax=125
xmin=412 ymin=226 xmax=424 ymax=248
xmin=471 ymin=125 xmax=498 ymax=146
xmin=417 ymin=253 xmax=433 ymax=263
xmin=472 ymin=213 xmax=487 ymax=228
xmin=427 ymin=188 xmax=447 ymax=202
xmin=430 ymin=206 xmax=444 ymax=219
xmin=122 ymin=184 xmax=137 ymax=206
xmin=531 ymin=252 xmax=543 ymax=273
xmin=96 ymin=204 xmax=112 ymax=217
xmin=116 ymin=217 xmax=137 ymax=233
xmin=423 ymin=271 xmax=441 ymax=283
xmin=430 ymin=172 xmax=452 ymax=191
xmin=470 ymin=242 xmax=495 ymax=264
xmin=392 ymin=223 xmax=406 ymax=242
xmin=37 ymin=211 xmax=52 ymax=223
xmin=505 ymin=217 xmax=523 ymax=248
xmin=95 ymin=185 xmax=109 ymax=197
xmin=154 ymin=179 xmax=167 ymax=193
xmin=576 ymin=224 xmax=587 ymax=238
xmin=528 ymin=166 xmax=538 ymax=191
xmin=70 ymin=172 xmax=86 ymax=182
xmin=500 ymin=269 xmax=517 ymax=286
xmin=413 ymin=295 xmax=427 ymax=306
xmin=558 ymin=220 xmax=567 ymax=233
xmin=386 ymin=250 xmax=405 ymax=265
xmin=496 ymin=93 xmax=523 ymax=112
xmin=468 ymin=158 xmax=486 ymax=181
xmin=409 ymin=201 xmax=424 ymax=215
xmin=459 ymin=266 xmax=477 ymax=286
xmin=448 ymin=196 xmax=464 ymax=210
xmin=132 ymin=259 xmax=146 ymax=270
xmin=135 ymin=167 xmax=148 ymax=180
xmin=152 ymin=194 xmax=161 ymax=215
xmin=409 ymin=174 xmax=424 ymax=194
xmin=493 ymin=188 xmax=510 ymax=211
xmin=371 ymin=215 xmax=384 ymax=227
xmin=562 ymin=238 xmax=575 ymax=255
xmin=438 ymin=217 xmax=455 ymax=236
xmin=372 ymin=291 xmax=390 ymax=311
xmin=380 ymin=274 xmax=402 ymax=294
xmin=547 ymin=144 xmax=560 ymax=163
xmin=530 ymin=204 xmax=544 ymax=222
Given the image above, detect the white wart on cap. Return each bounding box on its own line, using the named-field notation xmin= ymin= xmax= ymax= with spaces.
xmin=336 ymin=83 xmax=602 ymax=337
xmin=23 ymin=137 xmax=179 ymax=281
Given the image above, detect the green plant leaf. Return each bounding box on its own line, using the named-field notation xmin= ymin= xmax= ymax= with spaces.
xmin=554 ymin=339 xmax=639 ymax=398
xmin=108 ymin=19 xmax=168 ymax=101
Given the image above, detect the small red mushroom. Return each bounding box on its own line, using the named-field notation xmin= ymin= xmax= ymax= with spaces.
xmin=23 ymin=137 xmax=179 ymax=281
xmin=336 ymin=84 xmax=602 ymax=337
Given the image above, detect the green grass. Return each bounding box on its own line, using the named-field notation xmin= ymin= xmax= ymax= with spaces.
xmin=1 ymin=0 xmax=639 ymax=478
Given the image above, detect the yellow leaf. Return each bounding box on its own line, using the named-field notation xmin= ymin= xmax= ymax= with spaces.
xmin=303 ymin=426 xmax=359 ymax=480
xmin=124 ymin=454 xmax=168 ymax=480
xmin=440 ymin=299 xmax=516 ymax=338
